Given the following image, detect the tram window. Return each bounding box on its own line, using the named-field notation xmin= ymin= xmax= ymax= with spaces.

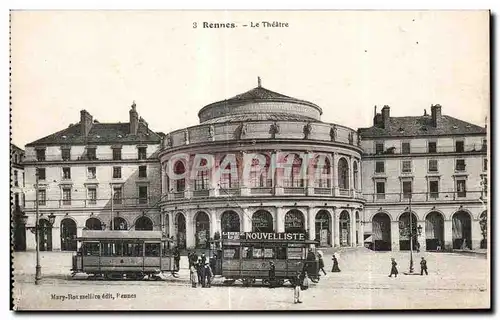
xmin=223 ymin=247 xmax=239 ymax=259
xmin=145 ymin=243 xmax=160 ymax=257
xmin=82 ymin=243 xmax=99 ymax=256
xmin=252 ymin=248 xmax=263 ymax=258
xmin=101 ymin=242 xmax=113 ymax=256
xmin=242 ymin=247 xmax=252 ymax=259
xmin=263 ymin=248 xmax=275 ymax=259
xmin=276 ymin=246 xmax=287 ymax=260
xmin=287 ymin=247 xmax=303 ymax=260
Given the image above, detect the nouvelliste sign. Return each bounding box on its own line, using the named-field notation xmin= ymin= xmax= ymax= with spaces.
xmin=222 ymin=232 xmax=306 ymax=241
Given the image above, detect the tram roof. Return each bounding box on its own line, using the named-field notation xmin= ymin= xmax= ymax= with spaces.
xmin=78 ymin=230 xmax=170 ymax=241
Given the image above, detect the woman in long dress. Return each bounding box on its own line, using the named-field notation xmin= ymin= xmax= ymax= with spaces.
xmin=331 ymin=254 xmax=341 ymax=272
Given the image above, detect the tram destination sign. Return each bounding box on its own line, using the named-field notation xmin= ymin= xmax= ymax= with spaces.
xmin=222 ymin=232 xmax=306 ymax=241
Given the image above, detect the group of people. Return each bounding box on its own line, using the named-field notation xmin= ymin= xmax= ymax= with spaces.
xmin=188 ymin=251 xmax=215 ymax=288
xmin=388 ymin=256 xmax=428 ymax=277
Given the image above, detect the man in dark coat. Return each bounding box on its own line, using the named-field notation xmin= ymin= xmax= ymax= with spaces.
xmin=331 ymin=254 xmax=341 ymax=272
xmin=173 ymin=247 xmax=181 ymax=272
xmin=318 ymin=252 xmax=327 ymax=275
xmin=200 ymin=253 xmax=207 ymax=265
xmin=202 ymin=261 xmax=213 ymax=288
xmin=388 ymin=258 xmax=398 ymax=277
xmin=268 ymin=261 xmax=276 ymax=288
xmin=420 ymin=257 xmax=428 ymax=275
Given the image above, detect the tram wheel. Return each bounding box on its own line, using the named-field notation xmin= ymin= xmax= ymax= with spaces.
xmin=242 ymin=278 xmax=253 ymax=287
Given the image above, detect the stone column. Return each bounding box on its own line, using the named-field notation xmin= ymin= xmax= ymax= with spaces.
xmin=308 ymin=207 xmax=316 ymax=241
xmin=272 ymin=150 xmax=284 ymax=196
xmin=240 ymin=151 xmax=251 ymax=196
xmin=210 ymin=210 xmax=218 ymax=239
xmin=391 ymin=221 xmax=400 ymax=251
xmin=242 ymin=207 xmax=252 ymax=232
xmin=305 ymin=151 xmax=315 ymax=196
xmin=330 ymin=208 xmax=336 ymax=247
xmin=418 ymin=220 xmax=426 ymax=252
xmin=168 ymin=212 xmax=174 ymax=238
xmin=471 ymin=218 xmax=481 ymax=250
xmin=332 ymin=153 xmax=338 ymax=196
xmin=350 ymin=208 xmax=356 ymax=247
xmin=349 ymin=156 xmax=354 ymax=197
xmin=334 ymin=209 xmax=340 ymax=247
xmin=276 ymin=207 xmax=285 ymax=233
xmin=52 ymin=221 xmax=61 ymax=251
xmin=443 ymin=219 xmax=453 ymax=250
xmin=185 ymin=211 xmax=195 ymax=249
xmin=358 ymin=217 xmax=364 ymax=247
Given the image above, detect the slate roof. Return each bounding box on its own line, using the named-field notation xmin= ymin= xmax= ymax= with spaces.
xmin=201 ymin=112 xmax=321 ymax=124
xmin=358 ymin=115 xmax=486 ymax=138
xmin=198 ymin=86 xmax=323 ymax=117
xmin=26 ymin=122 xmax=162 ymax=146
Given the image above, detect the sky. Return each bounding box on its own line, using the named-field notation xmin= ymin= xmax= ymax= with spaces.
xmin=10 ymin=10 xmax=489 ymax=148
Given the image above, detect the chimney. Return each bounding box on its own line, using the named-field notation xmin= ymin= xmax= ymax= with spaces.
xmin=431 ymin=104 xmax=442 ymax=127
xmin=130 ymin=101 xmax=139 ymax=135
xmin=80 ymin=110 xmax=93 ymax=136
xmin=381 ymin=105 xmax=390 ymax=128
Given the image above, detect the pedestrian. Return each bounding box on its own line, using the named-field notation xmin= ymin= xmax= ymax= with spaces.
xmin=420 ymin=257 xmax=428 ymax=275
xmin=436 ymin=239 xmax=442 ymax=251
xmin=202 ymin=261 xmax=214 ymax=288
xmin=196 ymin=258 xmax=204 ymax=287
xmin=190 ymin=264 xmax=198 ymax=288
xmin=388 ymin=258 xmax=398 ymax=277
xmin=200 ymin=252 xmax=207 ymax=265
xmin=293 ymin=271 xmax=304 ymax=304
xmin=268 ymin=261 xmax=276 ymax=288
xmin=416 ymin=240 xmax=421 ymax=253
xmin=318 ymin=252 xmax=327 ymax=275
xmin=173 ymin=246 xmax=181 ymax=272
xmin=331 ymin=254 xmax=341 ymax=272
xmin=187 ymin=251 xmax=192 ymax=269
xmin=190 ymin=251 xmax=199 ymax=268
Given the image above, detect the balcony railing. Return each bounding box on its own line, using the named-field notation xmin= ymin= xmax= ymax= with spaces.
xmin=364 ymin=191 xmax=485 ymax=203
xmin=250 ymin=187 xmax=273 ymax=195
xmin=193 ymin=189 xmax=210 ymax=197
xmin=314 ymin=188 xmax=332 ymax=195
xmin=284 ymin=187 xmax=306 ymax=195
xmin=364 ymin=143 xmax=487 ymax=156
xmin=25 ymin=197 xmax=155 ymax=209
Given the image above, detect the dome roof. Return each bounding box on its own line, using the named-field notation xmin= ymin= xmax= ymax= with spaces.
xmin=197 ymin=83 xmax=323 ymax=124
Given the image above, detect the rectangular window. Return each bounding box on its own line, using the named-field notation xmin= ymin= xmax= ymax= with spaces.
xmin=36 ymin=149 xmax=46 ymax=161
xmin=375 ymin=142 xmax=384 ymax=154
xmin=428 ymin=159 xmax=438 ymax=172
xmin=456 ymin=180 xmax=467 ymax=198
xmin=482 ymin=139 xmax=487 ymax=151
xmin=483 ymin=159 xmax=487 ymax=171
xmin=402 ymin=181 xmax=412 ymax=199
xmin=37 ymin=168 xmax=46 ymax=181
xmin=62 ymin=148 xmax=71 ymax=161
xmin=195 ymin=171 xmax=209 ymax=190
xmin=88 ymin=188 xmax=97 ymax=205
xmin=375 ymin=161 xmax=385 ymax=173
xmin=112 ymin=148 xmax=122 ymax=160
xmin=139 ymin=165 xmax=147 ymax=178
xmin=38 ymin=189 xmax=46 ymax=206
xmin=376 ymin=182 xmax=385 ymax=199
xmin=402 ymin=142 xmax=411 ymax=154
xmin=138 ymin=186 xmax=148 ymax=204
xmin=428 ymin=141 xmax=437 ymax=153
xmin=62 ymin=167 xmax=71 ymax=179
xmin=62 ymin=188 xmax=71 ymax=205
xmin=87 ymin=167 xmax=96 ymax=179
xmin=455 ymin=140 xmax=464 ymax=153
xmin=138 ymin=147 xmax=147 ymax=160
xmin=113 ymin=167 xmax=122 ymax=179
xmin=429 ymin=180 xmax=439 ymax=199
xmin=402 ymin=160 xmax=412 ymax=173
xmin=113 ymin=187 xmax=123 ymax=204
xmin=14 ymin=170 xmax=18 ymax=187
xmin=455 ymin=159 xmax=466 ymax=172
xmin=87 ymin=147 xmax=97 ymax=160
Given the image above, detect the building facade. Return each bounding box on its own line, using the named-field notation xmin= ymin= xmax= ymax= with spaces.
xmin=158 ymin=81 xmax=365 ymax=249
xmin=22 ymin=104 xmax=164 ymax=251
xmin=11 ymin=144 xmax=26 ymax=251
xmin=359 ymin=105 xmax=488 ymax=252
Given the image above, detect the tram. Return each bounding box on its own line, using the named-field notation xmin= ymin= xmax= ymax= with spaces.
xmin=71 ymin=230 xmax=176 ymax=280
xmin=209 ymin=231 xmax=319 ymax=286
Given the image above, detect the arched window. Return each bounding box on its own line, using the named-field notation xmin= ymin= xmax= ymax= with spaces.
xmin=284 ymin=154 xmax=304 ymax=187
xmin=250 ymin=154 xmax=272 ymax=188
xmin=135 ymin=216 xmax=153 ymax=230
xmin=220 ymin=156 xmax=239 ymax=189
xmin=313 ymin=155 xmax=331 ymax=188
xmin=173 ymin=160 xmax=186 ymax=192
xmin=338 ymin=158 xmax=349 ymax=190
xmin=85 ymin=218 xmax=102 ymax=230
xmin=112 ymin=217 xmax=128 ymax=230
xmin=353 ymin=161 xmax=359 ymax=190
xmin=194 ymin=158 xmax=209 ymax=190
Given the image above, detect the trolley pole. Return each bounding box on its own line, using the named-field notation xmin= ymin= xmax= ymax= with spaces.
xmin=110 ymin=184 xmax=114 ymax=231
xmin=35 ymin=169 xmax=41 ymax=285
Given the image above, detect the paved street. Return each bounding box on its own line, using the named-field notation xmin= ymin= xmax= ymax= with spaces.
xmin=12 ymin=249 xmax=490 ymax=310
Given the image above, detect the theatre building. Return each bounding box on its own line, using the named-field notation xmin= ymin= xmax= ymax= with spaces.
xmin=159 ymin=80 xmax=365 ymax=249
xmin=22 ymin=104 xmax=164 ymax=251
xmin=359 ymin=105 xmax=488 ymax=252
